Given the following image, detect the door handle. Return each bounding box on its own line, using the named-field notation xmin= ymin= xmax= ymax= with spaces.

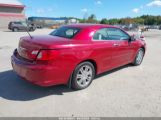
xmin=113 ymin=43 xmax=120 ymax=46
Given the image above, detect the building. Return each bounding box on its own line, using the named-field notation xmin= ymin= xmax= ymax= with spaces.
xmin=67 ymin=18 xmax=79 ymax=24
xmin=28 ymin=17 xmax=79 ymax=28
xmin=0 ymin=0 xmax=25 ymax=29
xmin=28 ymin=17 xmax=68 ymax=28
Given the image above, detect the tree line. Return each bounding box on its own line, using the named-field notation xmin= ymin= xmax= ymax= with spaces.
xmin=78 ymin=14 xmax=161 ymax=25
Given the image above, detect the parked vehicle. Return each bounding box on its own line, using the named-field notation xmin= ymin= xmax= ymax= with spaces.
xmin=138 ymin=25 xmax=149 ymax=32
xmin=49 ymin=24 xmax=60 ymax=29
xmin=149 ymin=25 xmax=159 ymax=29
xmin=159 ymin=26 xmax=161 ymax=30
xmin=11 ymin=24 xmax=146 ymax=90
xmin=8 ymin=21 xmax=36 ymax=32
xmin=36 ymin=25 xmax=43 ymax=29
xmin=121 ymin=25 xmax=129 ymax=31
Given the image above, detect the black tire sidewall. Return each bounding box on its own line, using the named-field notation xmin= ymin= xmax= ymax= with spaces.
xmin=71 ymin=62 xmax=95 ymax=90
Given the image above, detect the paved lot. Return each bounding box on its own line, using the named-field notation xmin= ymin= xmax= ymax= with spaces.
xmin=0 ymin=29 xmax=161 ymax=117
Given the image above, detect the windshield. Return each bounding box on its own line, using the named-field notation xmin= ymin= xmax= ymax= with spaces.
xmin=50 ymin=27 xmax=80 ymax=39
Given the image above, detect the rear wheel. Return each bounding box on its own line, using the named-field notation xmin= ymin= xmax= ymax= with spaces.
xmin=13 ymin=28 xmax=18 ymax=32
xmin=71 ymin=62 xmax=95 ymax=90
xmin=29 ymin=27 xmax=36 ymax=32
xmin=133 ymin=48 xmax=144 ymax=66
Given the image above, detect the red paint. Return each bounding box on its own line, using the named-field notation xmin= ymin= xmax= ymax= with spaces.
xmin=11 ymin=24 xmax=146 ymax=87
xmin=0 ymin=13 xmax=25 ymax=18
xmin=0 ymin=3 xmax=25 ymax=8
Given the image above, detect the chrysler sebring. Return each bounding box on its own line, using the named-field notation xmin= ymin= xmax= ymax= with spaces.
xmin=11 ymin=24 xmax=146 ymax=90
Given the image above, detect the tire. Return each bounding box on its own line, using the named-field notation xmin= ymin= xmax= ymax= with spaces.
xmin=71 ymin=62 xmax=95 ymax=90
xmin=13 ymin=28 xmax=18 ymax=32
xmin=32 ymin=28 xmax=36 ymax=32
xmin=29 ymin=27 xmax=35 ymax=32
xmin=133 ymin=48 xmax=145 ymax=66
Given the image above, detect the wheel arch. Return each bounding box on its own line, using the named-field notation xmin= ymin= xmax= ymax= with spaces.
xmin=79 ymin=59 xmax=97 ymax=75
xmin=140 ymin=46 xmax=146 ymax=57
xmin=67 ymin=59 xmax=98 ymax=88
xmin=140 ymin=46 xmax=145 ymax=52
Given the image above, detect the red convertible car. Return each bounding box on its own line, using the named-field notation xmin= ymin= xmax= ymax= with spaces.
xmin=11 ymin=24 xmax=146 ymax=90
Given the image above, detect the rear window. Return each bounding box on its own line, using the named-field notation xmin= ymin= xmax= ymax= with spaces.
xmin=50 ymin=27 xmax=80 ymax=39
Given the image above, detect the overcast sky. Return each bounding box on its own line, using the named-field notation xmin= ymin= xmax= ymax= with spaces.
xmin=17 ymin=0 xmax=161 ymax=19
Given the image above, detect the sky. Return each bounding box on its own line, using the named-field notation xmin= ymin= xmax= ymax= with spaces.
xmin=19 ymin=0 xmax=161 ymax=20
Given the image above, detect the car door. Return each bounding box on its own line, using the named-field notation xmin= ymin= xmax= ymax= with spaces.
xmin=92 ymin=28 xmax=118 ymax=73
xmin=106 ymin=28 xmax=134 ymax=68
xmin=21 ymin=22 xmax=28 ymax=30
xmin=16 ymin=22 xmax=23 ymax=30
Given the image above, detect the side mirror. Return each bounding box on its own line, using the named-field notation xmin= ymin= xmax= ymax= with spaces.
xmin=140 ymin=35 xmax=144 ymax=39
xmin=129 ymin=35 xmax=136 ymax=42
xmin=140 ymin=35 xmax=145 ymax=41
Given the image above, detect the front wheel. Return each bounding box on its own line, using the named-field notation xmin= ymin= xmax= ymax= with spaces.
xmin=133 ymin=48 xmax=145 ymax=66
xmin=71 ymin=62 xmax=95 ymax=90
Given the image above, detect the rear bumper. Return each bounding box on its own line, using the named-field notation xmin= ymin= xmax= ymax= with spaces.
xmin=11 ymin=50 xmax=68 ymax=86
xmin=8 ymin=27 xmax=12 ymax=30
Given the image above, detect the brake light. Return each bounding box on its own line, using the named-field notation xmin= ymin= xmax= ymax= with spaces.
xmin=27 ymin=50 xmax=39 ymax=60
xmin=36 ymin=50 xmax=60 ymax=61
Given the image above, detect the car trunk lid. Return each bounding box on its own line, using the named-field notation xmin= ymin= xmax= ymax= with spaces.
xmin=18 ymin=35 xmax=71 ymax=61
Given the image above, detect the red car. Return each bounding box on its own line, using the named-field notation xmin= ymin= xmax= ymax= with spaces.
xmin=11 ymin=24 xmax=146 ymax=90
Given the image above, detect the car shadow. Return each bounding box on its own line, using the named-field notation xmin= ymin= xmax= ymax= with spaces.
xmin=3 ymin=31 xmax=31 ymax=32
xmin=95 ymin=64 xmax=132 ymax=79
xmin=0 ymin=70 xmax=73 ymax=101
xmin=3 ymin=30 xmax=13 ymax=32
xmin=0 ymin=64 xmax=132 ymax=101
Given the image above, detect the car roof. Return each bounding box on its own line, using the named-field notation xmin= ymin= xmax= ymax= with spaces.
xmin=63 ymin=24 xmax=118 ymax=29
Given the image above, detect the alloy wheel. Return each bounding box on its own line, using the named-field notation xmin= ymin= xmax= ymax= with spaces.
xmin=136 ymin=49 xmax=144 ymax=65
xmin=76 ymin=65 xmax=93 ymax=88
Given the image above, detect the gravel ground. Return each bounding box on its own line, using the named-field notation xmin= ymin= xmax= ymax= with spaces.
xmin=0 ymin=29 xmax=161 ymax=117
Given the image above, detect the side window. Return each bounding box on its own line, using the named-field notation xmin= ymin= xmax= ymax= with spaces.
xmin=93 ymin=28 xmax=109 ymax=40
xmin=16 ymin=22 xmax=22 ymax=25
xmin=93 ymin=28 xmax=130 ymax=41
xmin=106 ymin=28 xmax=130 ymax=40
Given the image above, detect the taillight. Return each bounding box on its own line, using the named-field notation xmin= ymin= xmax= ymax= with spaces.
xmin=27 ymin=50 xmax=39 ymax=60
xmin=36 ymin=50 xmax=60 ymax=61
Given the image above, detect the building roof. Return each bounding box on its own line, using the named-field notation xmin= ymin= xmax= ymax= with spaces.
xmin=28 ymin=17 xmax=68 ymax=21
xmin=0 ymin=0 xmax=24 ymax=8
xmin=0 ymin=0 xmax=22 ymax=5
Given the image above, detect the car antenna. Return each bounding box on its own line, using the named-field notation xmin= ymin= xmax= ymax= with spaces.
xmin=26 ymin=28 xmax=33 ymax=39
xmin=25 ymin=20 xmax=33 ymax=39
